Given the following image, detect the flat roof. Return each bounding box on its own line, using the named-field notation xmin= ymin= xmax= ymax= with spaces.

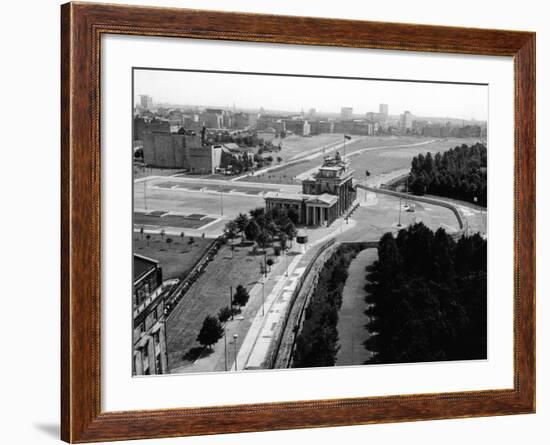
xmin=134 ymin=254 xmax=159 ymax=282
xmin=305 ymin=193 xmax=339 ymax=206
xmin=265 ymin=191 xmax=339 ymax=207
xmin=264 ymin=191 xmax=305 ymax=201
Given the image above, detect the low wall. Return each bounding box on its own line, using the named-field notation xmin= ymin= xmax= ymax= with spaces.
xmin=267 ymin=238 xmax=337 ymax=369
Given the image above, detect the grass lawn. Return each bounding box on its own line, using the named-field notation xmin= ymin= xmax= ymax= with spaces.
xmin=336 ymin=248 xmax=378 ymax=366
xmin=346 ymin=137 xmax=483 ymax=181
xmin=133 ymin=213 xmax=215 ymax=229
xmin=273 ymin=134 xmax=345 ymax=160
xmin=133 ymin=233 xmax=214 ymax=280
xmin=239 ymin=136 xmax=483 ymax=185
xmin=165 ymin=242 xmax=266 ymax=370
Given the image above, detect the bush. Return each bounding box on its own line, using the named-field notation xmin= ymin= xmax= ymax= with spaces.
xmin=217 ymin=306 xmax=232 ymax=323
xmin=233 ymin=284 xmax=250 ymax=307
xmin=196 ymin=315 xmax=224 ymax=349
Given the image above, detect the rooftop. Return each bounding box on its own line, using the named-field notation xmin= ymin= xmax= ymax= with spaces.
xmin=264 ymin=191 xmax=339 ymax=207
xmin=134 ymin=254 xmax=159 ymax=283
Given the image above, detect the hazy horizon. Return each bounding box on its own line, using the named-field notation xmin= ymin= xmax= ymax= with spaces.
xmin=134 ymin=69 xmax=488 ymax=122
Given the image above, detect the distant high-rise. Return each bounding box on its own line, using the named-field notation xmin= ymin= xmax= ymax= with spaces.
xmin=139 ymin=94 xmax=153 ymax=109
xmin=341 ymin=107 xmax=353 ymax=120
xmin=379 ymin=104 xmax=389 ymax=117
xmin=400 ymin=111 xmax=414 ymax=129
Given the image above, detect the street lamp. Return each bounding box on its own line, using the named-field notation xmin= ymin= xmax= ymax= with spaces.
xmin=284 ymin=248 xmax=288 ymax=277
xmin=233 ymin=333 xmax=239 ymax=371
xmin=259 ymin=281 xmax=265 ymax=316
xmin=224 ymin=330 xmax=228 ymax=371
xmin=229 ymin=285 xmax=233 ymax=320
xmin=143 ymin=178 xmax=148 ymax=210
xmin=397 ymin=197 xmax=403 ymax=227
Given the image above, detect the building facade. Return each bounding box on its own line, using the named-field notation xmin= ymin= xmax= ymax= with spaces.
xmin=133 ymin=254 xmax=168 ymax=376
xmin=400 ymin=110 xmax=414 ymax=129
xmin=139 ymin=94 xmax=153 ymax=109
xmin=142 ymin=132 xmax=222 ymax=173
xmin=264 ymin=152 xmax=355 ymax=226
xmin=340 ymin=107 xmax=353 ymax=120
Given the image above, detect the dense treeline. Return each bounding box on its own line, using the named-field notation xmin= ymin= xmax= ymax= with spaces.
xmin=364 ymin=223 xmax=487 ymax=364
xmin=409 ymin=143 xmax=487 ymax=206
xmin=293 ymin=245 xmax=362 ymax=368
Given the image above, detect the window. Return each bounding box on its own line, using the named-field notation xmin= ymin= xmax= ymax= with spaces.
xmin=155 ymin=353 xmax=162 ymax=374
xmin=142 ymin=342 xmax=149 ymax=358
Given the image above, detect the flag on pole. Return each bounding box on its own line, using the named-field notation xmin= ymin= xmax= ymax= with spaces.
xmin=344 ymin=135 xmax=352 ymax=140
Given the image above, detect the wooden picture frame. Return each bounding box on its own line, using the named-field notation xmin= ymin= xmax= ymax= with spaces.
xmin=61 ymin=2 xmax=535 ymax=442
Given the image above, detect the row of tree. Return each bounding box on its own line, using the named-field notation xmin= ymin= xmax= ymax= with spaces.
xmin=364 ymin=223 xmax=487 ymax=364
xmin=408 ymin=143 xmax=487 ymax=206
xmin=224 ymin=207 xmax=298 ymax=252
xmin=196 ymin=285 xmax=251 ymax=349
xmin=292 ymin=244 xmax=362 ymax=368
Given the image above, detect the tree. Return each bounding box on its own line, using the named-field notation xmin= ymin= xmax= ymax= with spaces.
xmin=140 ymin=226 xmax=144 ymax=240
xmin=277 ymin=156 xmax=283 ymax=163
xmin=217 ymin=306 xmax=232 ymax=323
xmin=180 ymin=231 xmax=185 ymax=240
xmin=233 ymin=285 xmax=250 ymax=307
xmin=256 ymin=231 xmax=269 ymax=249
xmin=279 ymin=232 xmax=288 ymax=251
xmin=244 ymin=219 xmax=260 ymax=243
xmin=224 ymin=220 xmax=238 ymax=240
xmin=287 ymin=208 xmax=299 ymax=225
xmin=283 ymin=222 xmax=297 ymax=245
xmin=160 ymin=229 xmax=166 ymax=240
xmin=266 ymin=258 xmax=274 ymax=271
xmin=235 ymin=213 xmax=249 ymax=240
xmin=363 ymin=223 xmax=487 ymax=364
xmin=145 ymin=233 xmax=151 ymax=247
xmin=196 ymin=315 xmax=224 ymax=349
xmin=166 ymin=237 xmax=173 ymax=249
xmin=408 ymin=143 xmax=487 ymax=206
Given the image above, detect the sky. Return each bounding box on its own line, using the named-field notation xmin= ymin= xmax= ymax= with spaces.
xmin=134 ymin=69 xmax=488 ymax=121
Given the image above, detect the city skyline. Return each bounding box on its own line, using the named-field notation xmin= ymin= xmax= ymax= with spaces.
xmin=134 ymin=69 xmax=488 ymax=122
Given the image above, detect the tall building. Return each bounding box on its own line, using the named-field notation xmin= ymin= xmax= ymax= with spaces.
xmin=139 ymin=94 xmax=153 ymax=109
xmin=400 ymin=110 xmax=414 ymax=129
xmin=379 ymin=103 xmax=389 ymax=118
xmin=265 ymin=152 xmax=355 ymax=226
xmin=133 ymin=254 xmax=168 ymax=375
xmin=340 ymin=107 xmax=353 ymax=120
xmin=303 ymin=120 xmax=311 ymax=137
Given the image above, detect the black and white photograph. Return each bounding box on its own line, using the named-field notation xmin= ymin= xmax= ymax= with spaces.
xmin=132 ymin=68 xmax=488 ymax=376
